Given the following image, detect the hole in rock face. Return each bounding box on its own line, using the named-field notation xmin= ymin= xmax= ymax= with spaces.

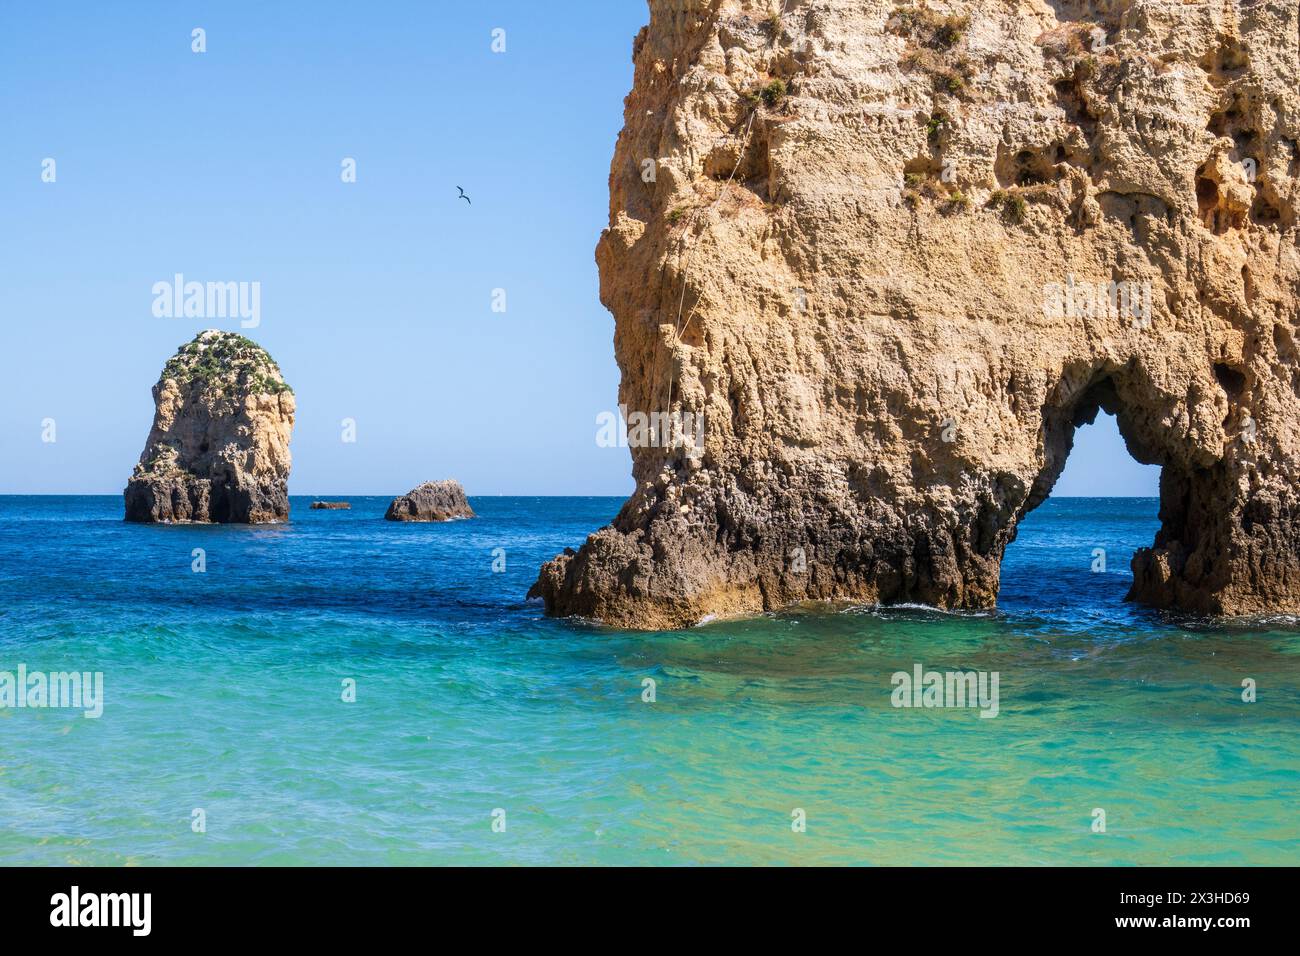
xmin=1250 ymin=195 xmax=1281 ymax=224
xmin=703 ymin=131 xmax=770 ymax=197
xmin=1199 ymin=38 xmax=1250 ymax=90
xmin=1193 ymin=169 xmax=1241 ymax=232
xmin=1213 ymin=362 xmax=1246 ymax=398
xmin=995 ymin=145 xmax=1061 ymax=187
xmin=998 ymin=410 xmax=1160 ymax=612
xmin=1274 ymin=323 xmax=1297 ymax=363
xmin=199 ymin=441 xmax=210 ymax=454
xmin=901 ymin=155 xmax=947 ymax=200
xmin=1054 ymin=72 xmax=1097 ymax=136
xmin=903 ymin=155 xmax=941 ymax=178
xmin=210 ymin=486 xmax=232 ymax=523
xmin=1195 ymin=174 xmax=1219 ymax=211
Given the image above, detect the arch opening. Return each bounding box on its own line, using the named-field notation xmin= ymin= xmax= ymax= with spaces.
xmin=997 ymin=373 xmax=1165 ymax=611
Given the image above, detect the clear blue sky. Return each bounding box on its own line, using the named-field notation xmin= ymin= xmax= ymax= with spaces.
xmin=0 ymin=1 xmax=1157 ymax=497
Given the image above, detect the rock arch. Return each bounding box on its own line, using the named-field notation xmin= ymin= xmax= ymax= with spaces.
xmin=531 ymin=0 xmax=1300 ymax=628
xmin=1019 ymin=361 xmax=1257 ymax=614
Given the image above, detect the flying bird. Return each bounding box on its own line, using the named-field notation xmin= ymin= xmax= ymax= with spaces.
xmin=457 ymin=186 xmax=471 ymax=205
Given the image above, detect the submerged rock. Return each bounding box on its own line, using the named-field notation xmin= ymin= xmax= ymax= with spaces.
xmin=124 ymin=330 xmax=295 ymax=524
xmin=532 ymin=1 xmax=1300 ymax=628
xmin=384 ymin=481 xmax=474 ymax=522
xmin=310 ymin=501 xmax=351 ymax=510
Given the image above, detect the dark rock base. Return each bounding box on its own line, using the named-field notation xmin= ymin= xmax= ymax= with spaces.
xmin=124 ymin=475 xmax=289 ymax=524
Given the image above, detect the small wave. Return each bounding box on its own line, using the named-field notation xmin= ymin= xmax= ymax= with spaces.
xmin=841 ymin=601 xmax=999 ymax=620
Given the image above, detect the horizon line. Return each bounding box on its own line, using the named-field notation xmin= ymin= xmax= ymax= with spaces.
xmin=0 ymin=492 xmax=1163 ymax=499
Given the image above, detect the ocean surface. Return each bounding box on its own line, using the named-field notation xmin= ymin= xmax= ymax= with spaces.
xmin=0 ymin=495 xmax=1296 ymax=866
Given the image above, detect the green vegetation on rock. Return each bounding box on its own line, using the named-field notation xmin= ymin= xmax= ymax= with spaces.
xmin=160 ymin=331 xmax=293 ymax=396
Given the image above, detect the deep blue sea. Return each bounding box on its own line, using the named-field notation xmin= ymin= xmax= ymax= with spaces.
xmin=0 ymin=495 xmax=1297 ymax=865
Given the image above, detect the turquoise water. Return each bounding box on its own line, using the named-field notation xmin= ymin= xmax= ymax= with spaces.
xmin=0 ymin=495 xmax=1296 ymax=865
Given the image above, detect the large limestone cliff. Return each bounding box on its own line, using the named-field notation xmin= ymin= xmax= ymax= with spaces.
xmin=533 ymin=0 xmax=1300 ymax=628
xmin=125 ymin=331 xmax=295 ymax=523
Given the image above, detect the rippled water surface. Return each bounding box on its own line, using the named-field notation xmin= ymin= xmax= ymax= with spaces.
xmin=1 ymin=495 xmax=1296 ymax=865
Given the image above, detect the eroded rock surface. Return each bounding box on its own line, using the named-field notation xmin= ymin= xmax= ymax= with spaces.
xmin=124 ymin=331 xmax=295 ymax=523
xmin=384 ymin=481 xmax=475 ymax=522
xmin=533 ymin=0 xmax=1300 ymax=628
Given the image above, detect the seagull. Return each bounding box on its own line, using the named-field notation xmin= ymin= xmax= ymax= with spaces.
xmin=457 ymin=186 xmax=471 ymax=205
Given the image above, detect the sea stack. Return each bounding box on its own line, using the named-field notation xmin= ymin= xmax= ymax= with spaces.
xmin=532 ymin=1 xmax=1300 ymax=628
xmin=124 ymin=330 xmax=295 ymax=524
xmin=384 ymin=481 xmax=474 ymax=522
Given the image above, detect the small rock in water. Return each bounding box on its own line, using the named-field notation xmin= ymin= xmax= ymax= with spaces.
xmin=310 ymin=501 xmax=351 ymax=510
xmin=384 ymin=480 xmax=474 ymax=522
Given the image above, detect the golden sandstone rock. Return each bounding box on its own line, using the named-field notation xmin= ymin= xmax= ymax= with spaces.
xmin=124 ymin=331 xmax=294 ymax=524
xmin=533 ymin=0 xmax=1300 ymax=628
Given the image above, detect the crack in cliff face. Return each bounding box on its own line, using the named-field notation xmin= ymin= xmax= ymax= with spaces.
xmin=531 ymin=0 xmax=1300 ymax=629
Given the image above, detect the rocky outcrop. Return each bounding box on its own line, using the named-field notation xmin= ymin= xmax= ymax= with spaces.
xmin=310 ymin=501 xmax=351 ymax=510
xmin=532 ymin=0 xmax=1300 ymax=628
xmin=124 ymin=331 xmax=295 ymax=523
xmin=384 ymin=481 xmax=474 ymax=522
